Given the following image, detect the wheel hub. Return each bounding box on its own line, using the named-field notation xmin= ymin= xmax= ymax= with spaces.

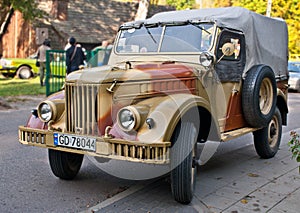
xmin=270 ymin=124 xmax=277 ymax=138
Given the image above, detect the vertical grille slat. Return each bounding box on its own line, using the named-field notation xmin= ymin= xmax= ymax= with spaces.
xmin=76 ymin=85 xmax=80 ymax=131
xmin=91 ymin=85 xmax=96 ymax=135
xmin=86 ymin=85 xmax=90 ymax=135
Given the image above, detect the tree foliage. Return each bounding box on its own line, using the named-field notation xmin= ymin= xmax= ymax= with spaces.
xmin=166 ymin=0 xmax=195 ymax=10
xmin=214 ymin=0 xmax=299 ymax=54
xmin=213 ymin=0 xmax=232 ymax=7
xmin=0 ymin=0 xmax=43 ymax=20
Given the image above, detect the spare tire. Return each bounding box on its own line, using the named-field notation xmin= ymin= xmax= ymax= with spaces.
xmin=242 ymin=65 xmax=276 ymax=128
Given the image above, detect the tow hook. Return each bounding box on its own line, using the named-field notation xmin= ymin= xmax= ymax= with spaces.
xmin=104 ymin=126 xmax=113 ymax=139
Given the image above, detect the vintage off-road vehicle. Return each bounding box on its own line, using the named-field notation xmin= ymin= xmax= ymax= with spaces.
xmin=19 ymin=7 xmax=289 ymax=204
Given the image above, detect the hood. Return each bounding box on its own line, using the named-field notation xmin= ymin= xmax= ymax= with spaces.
xmin=66 ymin=62 xmax=196 ymax=84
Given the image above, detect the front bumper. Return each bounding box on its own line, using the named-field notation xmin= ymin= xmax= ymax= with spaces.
xmin=19 ymin=126 xmax=170 ymax=164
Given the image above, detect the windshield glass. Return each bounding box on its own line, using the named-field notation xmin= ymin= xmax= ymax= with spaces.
xmin=116 ymin=23 xmax=214 ymax=54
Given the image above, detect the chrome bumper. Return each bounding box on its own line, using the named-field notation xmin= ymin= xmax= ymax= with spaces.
xmin=18 ymin=126 xmax=170 ymax=164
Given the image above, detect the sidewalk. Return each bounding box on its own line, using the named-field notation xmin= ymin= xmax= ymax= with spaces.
xmin=85 ymin=129 xmax=300 ymax=213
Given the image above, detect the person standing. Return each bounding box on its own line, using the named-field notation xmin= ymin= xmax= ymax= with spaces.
xmin=66 ymin=37 xmax=86 ymax=74
xmin=36 ymin=39 xmax=51 ymax=86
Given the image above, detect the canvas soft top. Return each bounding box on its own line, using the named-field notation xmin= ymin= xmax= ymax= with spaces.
xmin=120 ymin=7 xmax=289 ymax=78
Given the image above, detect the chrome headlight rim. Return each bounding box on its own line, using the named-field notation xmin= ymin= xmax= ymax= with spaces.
xmin=37 ymin=101 xmax=57 ymax=122
xmin=199 ymin=51 xmax=215 ymax=67
xmin=117 ymin=106 xmax=141 ymax=132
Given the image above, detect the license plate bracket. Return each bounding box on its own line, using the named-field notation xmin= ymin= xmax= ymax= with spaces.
xmin=53 ymin=133 xmax=96 ymax=152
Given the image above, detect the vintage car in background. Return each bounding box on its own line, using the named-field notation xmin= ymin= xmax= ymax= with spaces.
xmin=0 ymin=55 xmax=39 ymax=79
xmin=288 ymin=61 xmax=300 ymax=92
xmin=0 ymin=53 xmax=69 ymax=80
xmin=19 ymin=7 xmax=289 ymax=204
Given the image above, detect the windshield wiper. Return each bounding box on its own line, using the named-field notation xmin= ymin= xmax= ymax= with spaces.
xmin=191 ymin=24 xmax=211 ymax=35
xmin=143 ymin=24 xmax=157 ymax=44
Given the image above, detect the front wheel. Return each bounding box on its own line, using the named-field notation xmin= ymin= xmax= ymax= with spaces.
xmin=48 ymin=149 xmax=83 ymax=180
xmin=17 ymin=66 xmax=32 ymax=79
xmin=253 ymin=107 xmax=282 ymax=159
xmin=171 ymin=122 xmax=198 ymax=204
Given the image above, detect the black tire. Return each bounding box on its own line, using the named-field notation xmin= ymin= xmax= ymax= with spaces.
xmin=253 ymin=107 xmax=282 ymax=159
xmin=242 ymin=65 xmax=277 ymax=128
xmin=171 ymin=122 xmax=198 ymax=204
xmin=17 ymin=66 xmax=32 ymax=79
xmin=48 ymin=149 xmax=83 ymax=180
xmin=1 ymin=72 xmax=11 ymax=78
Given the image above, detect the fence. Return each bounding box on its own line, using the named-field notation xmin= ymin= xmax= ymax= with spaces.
xmin=45 ymin=47 xmax=112 ymax=96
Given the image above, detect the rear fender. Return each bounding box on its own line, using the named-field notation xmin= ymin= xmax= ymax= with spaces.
xmin=276 ymin=88 xmax=288 ymax=125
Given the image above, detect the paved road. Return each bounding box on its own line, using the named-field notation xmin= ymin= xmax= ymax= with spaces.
xmin=0 ymin=93 xmax=299 ymax=212
xmin=88 ymin=93 xmax=300 ymax=213
xmin=90 ymin=130 xmax=299 ymax=213
xmin=0 ymin=108 xmax=136 ymax=212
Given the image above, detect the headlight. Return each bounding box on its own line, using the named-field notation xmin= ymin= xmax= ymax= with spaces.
xmin=117 ymin=106 xmax=142 ymax=132
xmin=38 ymin=102 xmax=53 ymax=122
xmin=37 ymin=100 xmax=65 ymax=123
xmin=199 ymin=51 xmax=215 ymax=67
xmin=37 ymin=100 xmax=63 ymax=123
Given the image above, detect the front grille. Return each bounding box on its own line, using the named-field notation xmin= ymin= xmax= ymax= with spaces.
xmin=110 ymin=139 xmax=170 ymax=162
xmin=18 ymin=127 xmax=52 ymax=146
xmin=65 ymin=82 xmax=99 ymax=136
xmin=19 ymin=128 xmax=46 ymax=144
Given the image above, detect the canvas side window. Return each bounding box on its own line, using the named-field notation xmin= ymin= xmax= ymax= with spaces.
xmin=215 ymin=29 xmax=246 ymax=82
xmin=216 ymin=30 xmax=245 ymax=61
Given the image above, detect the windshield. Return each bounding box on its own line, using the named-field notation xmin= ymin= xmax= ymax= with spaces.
xmin=116 ymin=22 xmax=214 ymax=54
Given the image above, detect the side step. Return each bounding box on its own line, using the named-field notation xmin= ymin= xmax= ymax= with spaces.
xmin=221 ymin=127 xmax=260 ymax=142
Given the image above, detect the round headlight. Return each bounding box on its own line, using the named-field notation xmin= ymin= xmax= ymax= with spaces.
xmin=117 ymin=106 xmax=142 ymax=132
xmin=38 ymin=102 xmax=53 ymax=122
xmin=118 ymin=108 xmax=135 ymax=131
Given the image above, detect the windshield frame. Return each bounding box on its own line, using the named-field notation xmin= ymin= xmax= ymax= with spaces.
xmin=115 ymin=21 xmax=217 ymax=55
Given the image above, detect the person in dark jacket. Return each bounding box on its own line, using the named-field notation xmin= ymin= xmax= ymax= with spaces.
xmin=65 ymin=37 xmax=86 ymax=74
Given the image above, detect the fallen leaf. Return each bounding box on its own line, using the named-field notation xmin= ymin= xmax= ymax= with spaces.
xmin=241 ymin=199 xmax=248 ymax=204
xmin=248 ymin=173 xmax=259 ymax=177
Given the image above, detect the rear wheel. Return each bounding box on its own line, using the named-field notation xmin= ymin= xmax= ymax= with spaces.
xmin=171 ymin=122 xmax=198 ymax=204
xmin=48 ymin=149 xmax=83 ymax=180
xmin=253 ymin=107 xmax=282 ymax=159
xmin=17 ymin=66 xmax=32 ymax=79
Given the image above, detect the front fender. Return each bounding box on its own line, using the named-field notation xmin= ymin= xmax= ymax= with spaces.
xmin=25 ymin=91 xmax=65 ymax=129
xmin=135 ymin=93 xmax=217 ymax=143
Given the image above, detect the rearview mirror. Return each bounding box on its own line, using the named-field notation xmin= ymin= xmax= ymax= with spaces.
xmin=221 ymin=43 xmax=235 ymax=56
xmin=217 ymin=42 xmax=235 ymax=63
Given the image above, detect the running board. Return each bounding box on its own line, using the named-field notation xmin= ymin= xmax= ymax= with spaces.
xmin=221 ymin=127 xmax=260 ymax=142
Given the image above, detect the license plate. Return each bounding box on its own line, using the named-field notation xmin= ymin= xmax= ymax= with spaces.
xmin=54 ymin=133 xmax=96 ymax=152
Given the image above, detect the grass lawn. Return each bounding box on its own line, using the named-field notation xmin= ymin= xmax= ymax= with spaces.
xmin=0 ymin=76 xmax=46 ymax=97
